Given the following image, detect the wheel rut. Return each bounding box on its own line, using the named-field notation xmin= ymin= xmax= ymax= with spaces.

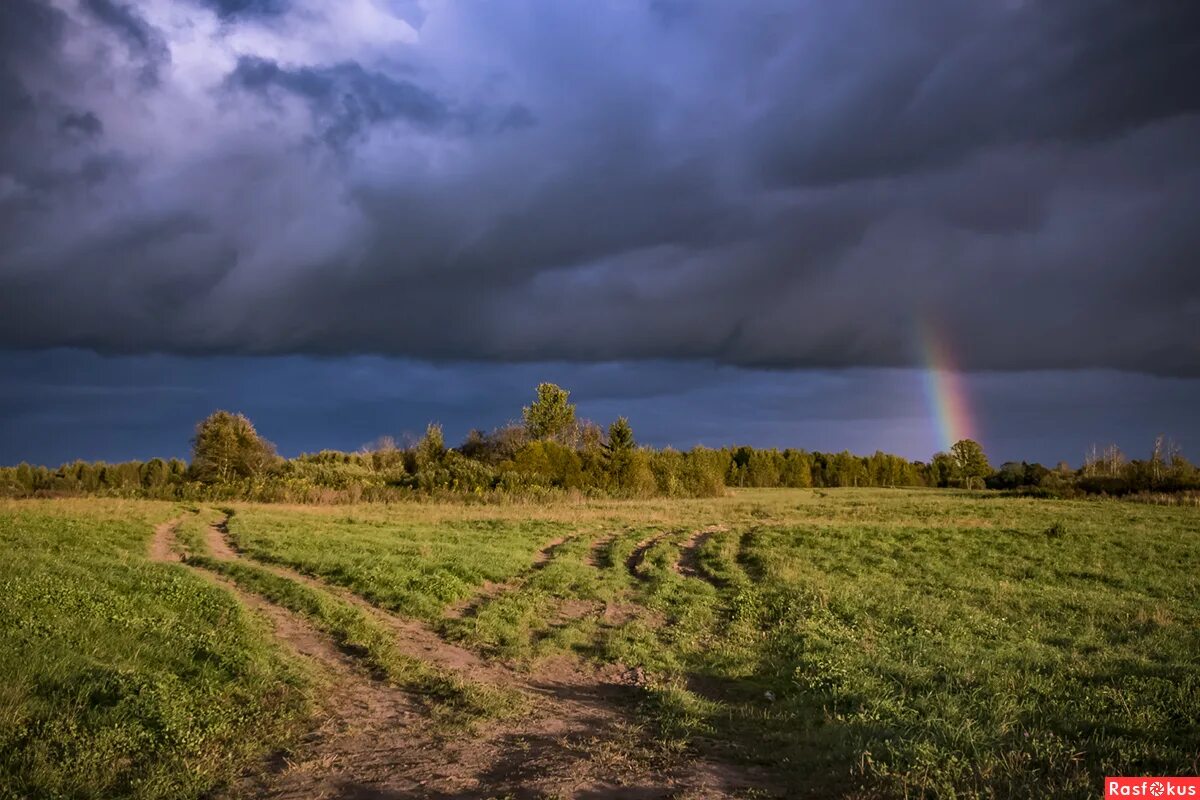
xmin=150 ymin=518 xmax=429 ymax=798
xmin=214 ymin=514 xmax=502 ymax=681
xmin=674 ymin=525 xmax=728 ymax=585
xmin=151 ymin=515 xmax=783 ymax=799
xmin=444 ymin=532 xmax=575 ymax=621
xmin=587 ymin=531 xmax=618 ymax=568
xmin=625 ymin=531 xmax=672 ymax=580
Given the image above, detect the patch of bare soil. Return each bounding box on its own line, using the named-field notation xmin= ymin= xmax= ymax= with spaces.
xmin=205 ymin=516 xmax=240 ymax=559
xmin=149 ymin=519 xmax=183 ymax=563
xmin=163 ymin=516 xmax=782 ymax=798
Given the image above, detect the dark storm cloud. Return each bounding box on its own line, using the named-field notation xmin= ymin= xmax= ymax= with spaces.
xmin=0 ymin=0 xmax=1197 ymax=375
xmin=227 ymin=56 xmax=451 ymax=144
xmin=0 ymin=0 xmax=64 ymax=148
xmin=81 ymin=0 xmax=170 ymax=85
xmin=752 ymin=0 xmax=1200 ymax=186
xmin=195 ymin=0 xmax=289 ymax=20
xmin=59 ymin=111 xmax=103 ymax=138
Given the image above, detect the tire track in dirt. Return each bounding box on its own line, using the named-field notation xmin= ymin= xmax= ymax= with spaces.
xmin=674 ymin=525 xmax=728 ymax=586
xmin=586 ymin=531 xmax=618 ymax=568
xmin=204 ymin=515 xmax=239 ymax=559
xmin=149 ymin=518 xmax=183 ymax=563
xmin=531 ymin=534 xmax=573 ymax=567
xmin=211 ymin=514 xmax=502 ymax=680
xmin=625 ymin=531 xmax=673 ymax=580
xmin=735 ymin=527 xmax=764 ymax=582
xmin=163 ymin=515 xmax=783 ymax=798
xmin=150 ymin=518 xmax=439 ymax=799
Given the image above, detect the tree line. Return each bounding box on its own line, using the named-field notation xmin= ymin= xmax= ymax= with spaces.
xmin=1 ymin=383 xmax=1196 ymax=502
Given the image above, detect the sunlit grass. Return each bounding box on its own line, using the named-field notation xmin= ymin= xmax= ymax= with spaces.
xmin=0 ymin=500 xmax=309 ymax=800
xmin=3 ymin=490 xmax=1197 ymax=799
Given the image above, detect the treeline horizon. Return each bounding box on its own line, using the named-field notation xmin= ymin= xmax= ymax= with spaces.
xmin=2 ymin=383 xmax=1197 ymax=503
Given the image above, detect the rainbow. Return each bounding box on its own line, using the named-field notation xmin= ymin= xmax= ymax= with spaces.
xmin=920 ymin=324 xmax=976 ymax=452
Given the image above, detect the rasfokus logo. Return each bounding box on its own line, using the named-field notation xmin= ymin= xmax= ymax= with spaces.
xmin=1106 ymin=778 xmax=1200 ymax=798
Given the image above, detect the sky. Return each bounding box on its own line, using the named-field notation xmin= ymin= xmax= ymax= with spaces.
xmin=1 ymin=0 xmax=1198 ymax=467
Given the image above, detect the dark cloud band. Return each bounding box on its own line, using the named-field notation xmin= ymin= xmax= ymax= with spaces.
xmin=0 ymin=0 xmax=1196 ymax=375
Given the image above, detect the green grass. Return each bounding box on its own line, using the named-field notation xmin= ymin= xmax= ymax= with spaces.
xmin=604 ymin=493 xmax=1200 ymax=797
xmin=439 ymin=525 xmax=646 ymax=658
xmin=222 ymin=505 xmax=572 ymax=621
xmin=212 ymin=491 xmax=1200 ymax=797
xmin=721 ymin=514 xmax=1200 ymax=797
xmin=3 ymin=490 xmax=1198 ymax=799
xmin=185 ymin=552 xmax=521 ymax=723
xmin=0 ymin=500 xmax=309 ymax=800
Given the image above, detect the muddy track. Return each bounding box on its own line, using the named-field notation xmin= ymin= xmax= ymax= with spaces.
xmin=154 ymin=515 xmax=781 ymax=798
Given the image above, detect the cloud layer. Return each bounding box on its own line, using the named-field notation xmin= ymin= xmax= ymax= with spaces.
xmin=2 ymin=0 xmax=1198 ymax=373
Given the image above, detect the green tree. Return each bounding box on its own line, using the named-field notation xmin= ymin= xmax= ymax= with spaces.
xmin=950 ymin=439 xmax=992 ymax=489
xmin=522 ymin=383 xmax=576 ymax=441
xmin=930 ymin=452 xmax=955 ymax=487
xmin=190 ymin=411 xmax=277 ymax=484
xmin=606 ymin=417 xmax=635 ymax=488
xmin=140 ymin=458 xmax=170 ymax=489
xmin=607 ymin=417 xmax=635 ymax=454
xmin=780 ymin=449 xmax=813 ymax=488
xmin=605 ymin=417 xmax=653 ymax=494
xmin=415 ymin=423 xmax=446 ymax=471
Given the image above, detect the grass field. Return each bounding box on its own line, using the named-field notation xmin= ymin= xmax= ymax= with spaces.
xmin=1 ymin=490 xmax=1197 ymax=798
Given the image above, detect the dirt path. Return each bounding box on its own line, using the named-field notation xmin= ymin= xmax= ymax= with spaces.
xmin=204 ymin=516 xmax=239 ymax=559
xmin=212 ymin=516 xmax=502 ymax=680
xmin=149 ymin=519 xmax=183 ymax=563
xmin=532 ymin=534 xmax=572 ymax=566
xmin=156 ymin=514 xmax=780 ymax=798
xmin=150 ymin=518 xmax=441 ymax=798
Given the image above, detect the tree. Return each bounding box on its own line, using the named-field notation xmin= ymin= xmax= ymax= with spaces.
xmin=606 ymin=417 xmax=636 ymax=486
xmin=607 ymin=417 xmax=635 ymax=454
xmin=140 ymin=457 xmax=170 ymax=489
xmin=190 ymin=411 xmax=277 ymax=483
xmin=950 ymin=439 xmax=992 ymax=489
xmin=604 ymin=417 xmax=653 ymax=494
xmin=780 ymin=449 xmax=813 ymax=488
xmin=415 ymin=423 xmax=446 ymax=471
xmin=929 ymin=452 xmax=955 ymax=487
xmin=522 ymin=383 xmax=576 ymax=441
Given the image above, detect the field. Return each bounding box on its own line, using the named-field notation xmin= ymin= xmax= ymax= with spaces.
xmin=1 ymin=490 xmax=1197 ymax=799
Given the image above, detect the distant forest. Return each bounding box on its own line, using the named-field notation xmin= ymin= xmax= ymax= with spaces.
xmin=2 ymin=384 xmax=1197 ymax=503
